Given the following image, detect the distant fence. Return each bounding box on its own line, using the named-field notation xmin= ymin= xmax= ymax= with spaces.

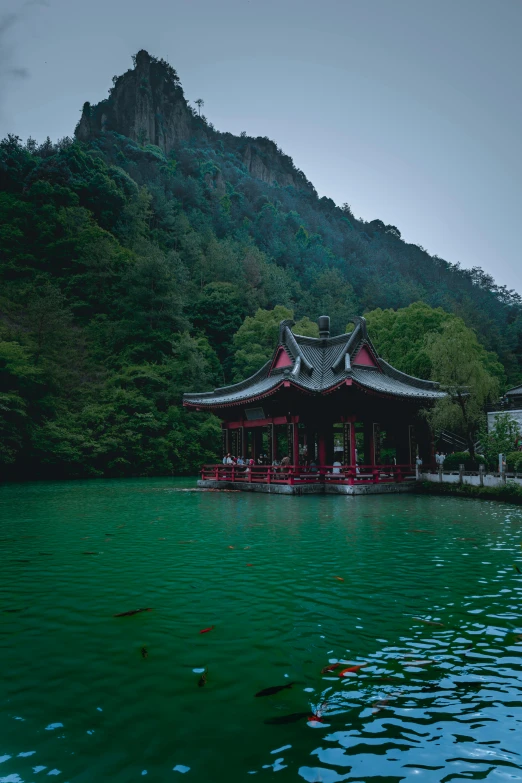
xmin=421 ymin=465 xmax=522 ymax=489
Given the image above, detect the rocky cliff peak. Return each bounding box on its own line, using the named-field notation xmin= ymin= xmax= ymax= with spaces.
xmin=75 ymin=51 xmax=314 ymax=193
xmin=75 ymin=50 xmax=193 ymax=152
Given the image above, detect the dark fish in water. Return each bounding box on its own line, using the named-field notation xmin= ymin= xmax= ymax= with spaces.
xmin=38 ymin=552 xmax=53 ymax=556
xmin=321 ymin=663 xmax=341 ymax=674
xmin=83 ymin=551 xmax=97 ymax=555
xmin=372 ymin=697 xmax=392 ymax=713
xmin=412 ymin=530 xmax=435 ymax=534
xmin=3 ymin=608 xmax=22 ymax=613
xmin=255 ymin=682 xmax=296 ymax=697
xmin=264 ymin=712 xmax=311 ymax=725
xmin=401 ymin=659 xmax=434 ymax=666
xmin=114 ymin=608 xmax=153 ymax=617
xmin=141 ymin=647 xmax=148 ymax=658
xmin=513 ymin=564 xmax=522 ymax=574
xmin=198 ymin=669 xmax=207 ymax=687
xmin=454 ymin=681 xmax=483 ymax=689
xmin=412 ymin=617 xmax=445 ymax=627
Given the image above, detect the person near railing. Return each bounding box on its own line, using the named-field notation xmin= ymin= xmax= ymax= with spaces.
xmin=279 ymin=455 xmax=291 ymax=479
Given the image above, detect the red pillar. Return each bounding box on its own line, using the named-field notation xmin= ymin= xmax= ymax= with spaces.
xmin=369 ymin=424 xmax=376 ymax=466
xmin=350 ymin=420 xmax=357 ymax=466
xmin=318 ymin=429 xmax=327 ymax=466
xmin=293 ymin=422 xmax=299 ymax=466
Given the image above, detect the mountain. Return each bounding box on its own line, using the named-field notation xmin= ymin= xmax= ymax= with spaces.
xmin=0 ymin=50 xmax=521 ymax=479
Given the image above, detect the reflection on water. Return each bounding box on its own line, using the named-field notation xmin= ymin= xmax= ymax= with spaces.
xmin=1 ymin=478 xmax=521 ymax=781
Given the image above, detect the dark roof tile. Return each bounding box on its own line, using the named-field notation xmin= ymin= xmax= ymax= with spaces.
xmin=183 ymin=317 xmax=446 ymax=408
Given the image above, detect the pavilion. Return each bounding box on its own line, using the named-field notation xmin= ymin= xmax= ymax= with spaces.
xmin=183 ymin=316 xmax=446 ymax=494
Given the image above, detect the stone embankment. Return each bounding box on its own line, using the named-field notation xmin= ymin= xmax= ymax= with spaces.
xmin=419 ymin=468 xmax=522 ymax=504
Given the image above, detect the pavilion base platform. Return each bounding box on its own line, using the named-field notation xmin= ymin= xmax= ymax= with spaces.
xmin=197 ymin=479 xmax=417 ymax=495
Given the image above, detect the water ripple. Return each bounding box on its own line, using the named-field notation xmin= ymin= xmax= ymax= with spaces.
xmin=0 ymin=479 xmax=521 ymax=780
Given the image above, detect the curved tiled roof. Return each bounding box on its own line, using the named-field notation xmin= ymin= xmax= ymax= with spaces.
xmin=183 ymin=316 xmax=446 ymax=409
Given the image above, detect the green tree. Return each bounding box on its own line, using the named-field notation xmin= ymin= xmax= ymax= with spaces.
xmin=424 ymin=321 xmax=500 ymax=459
xmin=193 ymin=282 xmax=244 ymax=371
xmin=0 ymin=340 xmax=41 ymax=466
xmin=231 ymin=306 xmax=319 ymax=381
xmin=361 ymin=302 xmax=456 ymax=379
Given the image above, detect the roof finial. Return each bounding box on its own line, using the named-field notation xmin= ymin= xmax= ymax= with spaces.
xmin=318 ymin=315 xmax=330 ymax=338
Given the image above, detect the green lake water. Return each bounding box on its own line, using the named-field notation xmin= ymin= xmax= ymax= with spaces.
xmin=1 ymin=478 xmax=522 ymax=783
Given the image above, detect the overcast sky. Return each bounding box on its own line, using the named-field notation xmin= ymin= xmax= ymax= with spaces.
xmin=1 ymin=0 xmax=521 ymax=293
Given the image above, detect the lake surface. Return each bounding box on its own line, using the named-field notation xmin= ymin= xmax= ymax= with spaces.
xmin=1 ymin=478 xmax=522 ymax=783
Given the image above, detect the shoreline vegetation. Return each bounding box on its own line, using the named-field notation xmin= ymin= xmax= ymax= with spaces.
xmin=417 ymin=480 xmax=522 ymax=505
xmin=1 ymin=50 xmax=521 ymax=481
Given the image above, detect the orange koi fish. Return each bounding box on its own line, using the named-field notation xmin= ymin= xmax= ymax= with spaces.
xmin=199 ymin=625 xmax=214 ymax=634
xmin=338 ymin=664 xmax=368 ymax=676
xmin=334 ymin=576 xmax=344 ymax=582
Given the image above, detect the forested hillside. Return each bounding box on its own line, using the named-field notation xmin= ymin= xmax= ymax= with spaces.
xmin=1 ymin=51 xmax=521 ymax=479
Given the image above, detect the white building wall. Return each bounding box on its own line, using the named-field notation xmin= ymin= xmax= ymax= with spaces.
xmin=487 ymin=409 xmax=522 ymax=433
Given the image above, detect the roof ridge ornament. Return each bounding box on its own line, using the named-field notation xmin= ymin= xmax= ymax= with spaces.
xmin=330 ymin=322 xmax=361 ymax=373
xmin=348 ymin=315 xmax=368 ymax=340
xmin=281 ymin=322 xmax=314 ymax=376
xmin=318 ymin=315 xmax=330 ymax=338
xmin=278 ymin=319 xmax=295 ymax=344
xmin=291 ymin=356 xmax=302 ymax=377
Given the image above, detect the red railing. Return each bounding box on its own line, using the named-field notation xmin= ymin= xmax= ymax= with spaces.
xmin=201 ymin=464 xmax=416 ymax=485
